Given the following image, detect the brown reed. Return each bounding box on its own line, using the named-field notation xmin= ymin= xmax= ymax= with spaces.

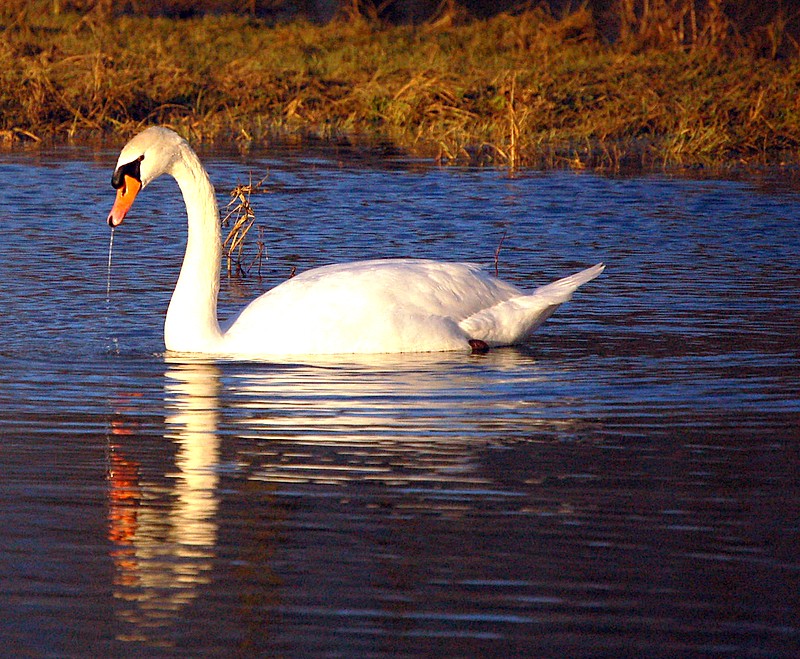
xmin=221 ymin=175 xmax=268 ymax=277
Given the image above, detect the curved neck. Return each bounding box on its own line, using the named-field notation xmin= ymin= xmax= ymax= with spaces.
xmin=163 ymin=148 xmax=223 ymax=352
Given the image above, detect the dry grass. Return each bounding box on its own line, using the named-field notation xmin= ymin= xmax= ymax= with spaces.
xmin=0 ymin=3 xmax=799 ymax=168
xmin=222 ymin=175 xmax=268 ymax=276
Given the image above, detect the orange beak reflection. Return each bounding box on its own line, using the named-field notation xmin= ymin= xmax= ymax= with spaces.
xmin=107 ymin=174 xmax=142 ymax=228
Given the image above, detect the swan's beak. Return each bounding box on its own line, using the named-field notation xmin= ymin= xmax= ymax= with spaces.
xmin=107 ymin=174 xmax=142 ymax=228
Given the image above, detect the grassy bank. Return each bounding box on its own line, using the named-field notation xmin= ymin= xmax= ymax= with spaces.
xmin=1 ymin=5 xmax=799 ymax=168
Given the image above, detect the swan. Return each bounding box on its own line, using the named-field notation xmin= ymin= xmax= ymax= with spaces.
xmin=107 ymin=126 xmax=604 ymax=357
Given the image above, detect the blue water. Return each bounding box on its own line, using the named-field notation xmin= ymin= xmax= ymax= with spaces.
xmin=0 ymin=142 xmax=798 ymax=657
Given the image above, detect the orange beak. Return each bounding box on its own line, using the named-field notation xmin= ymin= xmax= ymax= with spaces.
xmin=107 ymin=174 xmax=142 ymax=228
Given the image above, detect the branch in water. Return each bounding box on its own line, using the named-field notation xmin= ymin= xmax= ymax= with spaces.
xmin=494 ymin=230 xmax=507 ymax=278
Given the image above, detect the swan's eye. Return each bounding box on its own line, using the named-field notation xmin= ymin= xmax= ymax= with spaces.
xmin=111 ymin=155 xmax=143 ymax=189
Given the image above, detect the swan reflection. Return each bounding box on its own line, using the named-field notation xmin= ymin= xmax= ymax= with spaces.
xmin=107 ymin=360 xmax=221 ymax=640
xmin=105 ymin=349 xmax=587 ymax=646
xmin=224 ymin=350 xmax=587 ymax=490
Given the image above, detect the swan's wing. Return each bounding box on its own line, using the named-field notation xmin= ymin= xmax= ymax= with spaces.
xmin=459 ymin=263 xmax=605 ymax=346
xmin=221 ymin=259 xmax=524 ymax=354
xmin=223 ymin=259 xmax=522 ymax=354
xmin=283 ymin=259 xmax=522 ymax=317
xmin=222 ymin=259 xmax=603 ymax=355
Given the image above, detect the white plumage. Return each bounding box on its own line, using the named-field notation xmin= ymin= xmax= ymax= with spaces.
xmin=107 ymin=127 xmax=604 ymax=357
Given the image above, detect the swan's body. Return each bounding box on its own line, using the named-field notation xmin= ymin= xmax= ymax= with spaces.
xmin=108 ymin=127 xmax=604 ymax=357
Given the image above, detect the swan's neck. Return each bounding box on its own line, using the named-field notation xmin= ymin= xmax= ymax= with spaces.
xmin=164 ymin=150 xmax=223 ymax=352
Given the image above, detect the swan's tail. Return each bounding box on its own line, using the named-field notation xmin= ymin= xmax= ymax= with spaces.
xmin=529 ymin=262 xmax=605 ymax=304
xmin=459 ymin=263 xmax=605 ymax=346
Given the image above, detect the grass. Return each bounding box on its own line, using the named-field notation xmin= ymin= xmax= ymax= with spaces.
xmin=1 ymin=3 xmax=799 ymax=169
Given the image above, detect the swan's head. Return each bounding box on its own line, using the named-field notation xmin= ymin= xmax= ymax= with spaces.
xmin=107 ymin=127 xmax=190 ymax=228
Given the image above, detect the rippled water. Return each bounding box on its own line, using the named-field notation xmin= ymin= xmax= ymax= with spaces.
xmin=0 ymin=143 xmax=798 ymax=657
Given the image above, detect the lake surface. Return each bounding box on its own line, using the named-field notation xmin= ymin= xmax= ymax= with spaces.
xmin=0 ymin=141 xmax=798 ymax=657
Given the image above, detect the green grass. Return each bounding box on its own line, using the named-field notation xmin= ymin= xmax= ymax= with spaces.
xmin=1 ymin=5 xmax=799 ymax=169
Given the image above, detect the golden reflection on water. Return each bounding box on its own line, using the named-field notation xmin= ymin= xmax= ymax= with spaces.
xmin=107 ymin=361 xmax=221 ymax=644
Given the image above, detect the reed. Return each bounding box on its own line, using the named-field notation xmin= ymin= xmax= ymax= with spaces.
xmin=0 ymin=3 xmax=798 ymax=168
xmin=222 ymin=175 xmax=268 ymax=277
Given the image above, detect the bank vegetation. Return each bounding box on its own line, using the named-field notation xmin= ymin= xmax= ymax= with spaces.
xmin=1 ymin=0 xmax=799 ymax=168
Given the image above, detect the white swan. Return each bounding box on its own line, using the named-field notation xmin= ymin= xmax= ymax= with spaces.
xmin=107 ymin=127 xmax=604 ymax=357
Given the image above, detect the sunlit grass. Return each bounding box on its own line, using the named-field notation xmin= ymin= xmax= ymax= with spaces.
xmin=1 ymin=3 xmax=798 ymax=168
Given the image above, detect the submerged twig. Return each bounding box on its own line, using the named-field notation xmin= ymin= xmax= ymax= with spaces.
xmin=494 ymin=230 xmax=507 ymax=278
xmin=249 ymin=225 xmax=267 ymax=277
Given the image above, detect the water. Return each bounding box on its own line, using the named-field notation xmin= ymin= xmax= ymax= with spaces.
xmin=0 ymin=143 xmax=798 ymax=657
